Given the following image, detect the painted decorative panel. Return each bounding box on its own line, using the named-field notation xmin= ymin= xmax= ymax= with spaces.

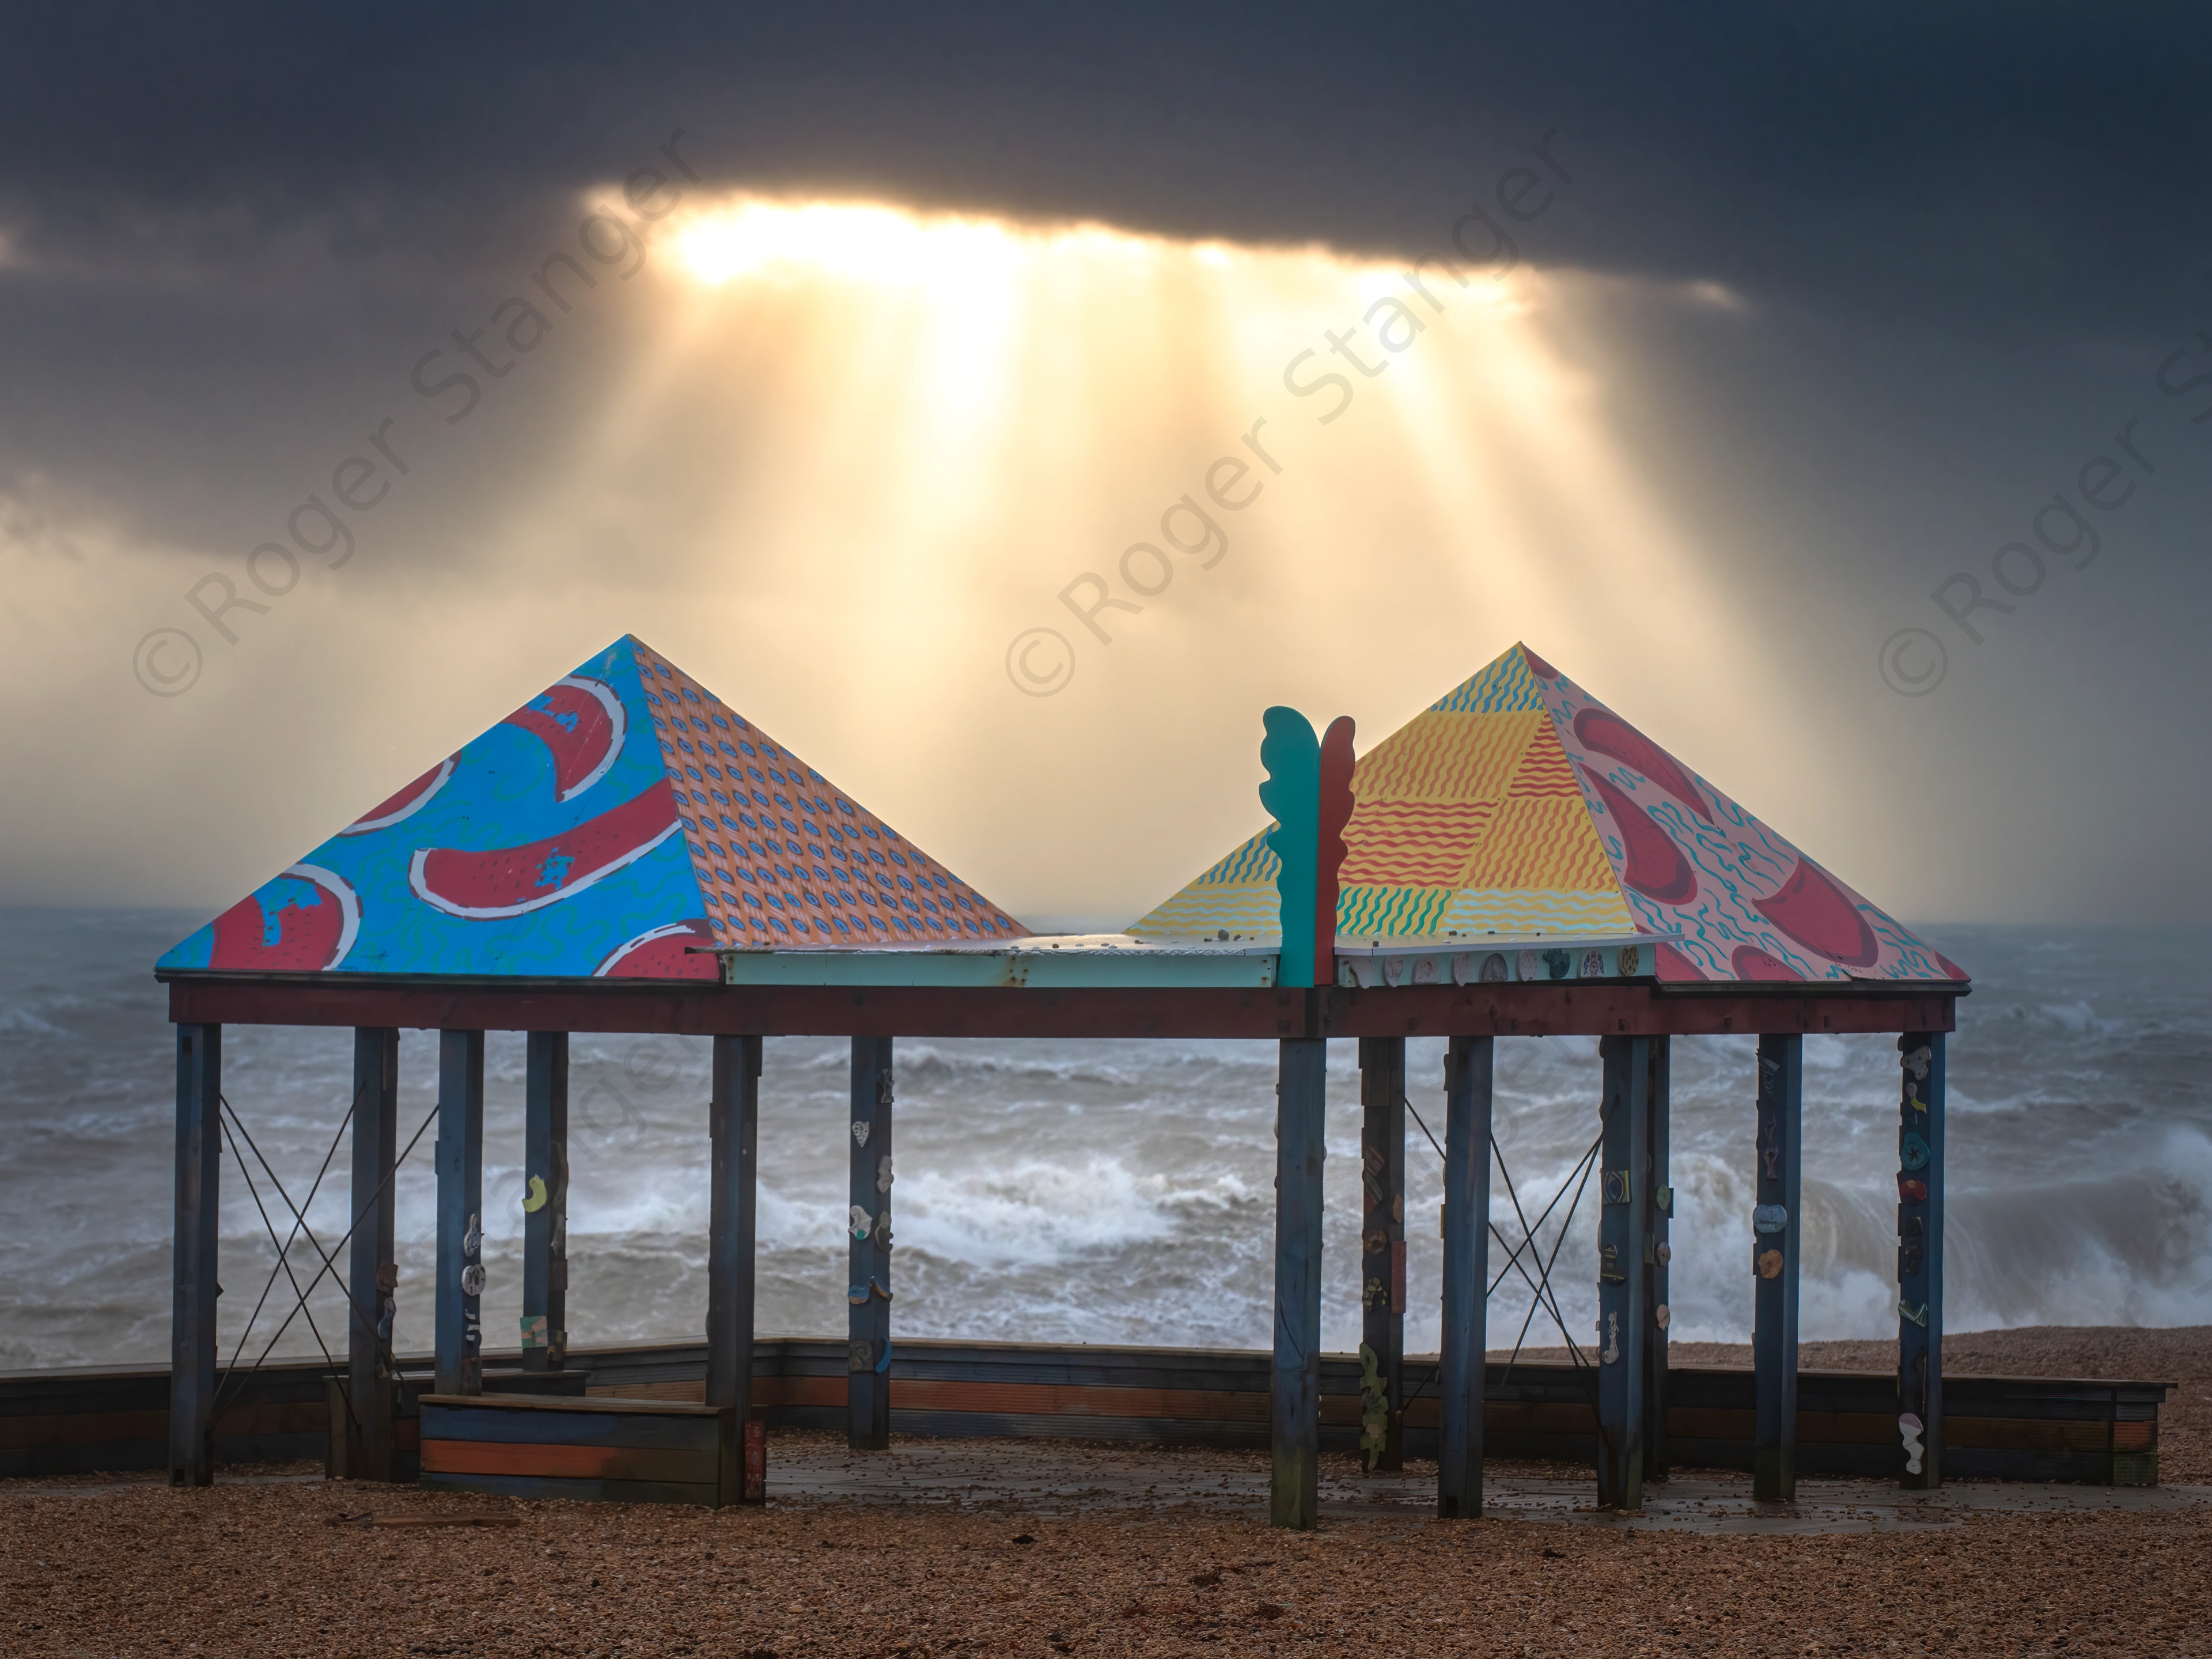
xmin=160 ymin=636 xmax=1027 ymax=978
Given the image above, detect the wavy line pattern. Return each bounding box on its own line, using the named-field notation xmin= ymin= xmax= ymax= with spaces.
xmin=1194 ymin=826 xmax=1281 ymax=887
xmin=1355 ymin=710 xmax=1540 ymax=802
xmin=1429 ymin=649 xmax=1547 ymax=713
xmin=1338 ymin=885 xmax=1454 ymax=938
xmin=1506 ymin=726 xmax=1581 ymax=798
xmin=1129 ymin=883 xmax=1281 ymax=937
xmin=1462 ymin=797 xmax=1616 ymax=891
xmin=1439 ymin=887 xmax=1637 ymax=934
xmin=1340 ymin=801 xmax=1497 ymax=885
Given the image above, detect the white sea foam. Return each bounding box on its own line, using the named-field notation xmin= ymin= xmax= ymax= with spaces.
xmin=1 ymin=911 xmax=2206 ymax=1370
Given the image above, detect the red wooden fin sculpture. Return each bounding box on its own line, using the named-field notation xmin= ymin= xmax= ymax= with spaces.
xmin=1315 ymin=717 xmax=1356 ymax=986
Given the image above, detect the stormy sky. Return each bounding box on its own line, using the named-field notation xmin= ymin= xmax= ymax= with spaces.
xmin=4 ymin=3 xmax=2208 ymax=932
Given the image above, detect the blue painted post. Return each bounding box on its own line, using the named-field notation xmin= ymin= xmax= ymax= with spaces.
xmin=1595 ymin=1035 xmax=1650 ymax=1510
xmin=707 ymin=1033 xmax=763 ymax=1503
xmin=848 ymin=1036 xmax=894 ymax=1450
xmin=1436 ymin=1034 xmax=1493 ymax=1519
xmin=347 ymin=1027 xmax=400 ymax=1480
xmin=434 ymin=1030 xmax=486 ymax=1397
xmin=1898 ymin=1031 xmax=1945 ymax=1489
xmin=169 ymin=1022 xmax=221 ymax=1487
xmin=1357 ymin=1036 xmax=1406 ymax=1471
xmin=1753 ymin=1032 xmax=1804 ymax=1501
xmin=1271 ymin=1036 xmax=1327 ymax=1529
xmin=521 ymin=1032 xmax=569 ymax=1374
xmin=1643 ymin=1035 xmax=1672 ymax=1483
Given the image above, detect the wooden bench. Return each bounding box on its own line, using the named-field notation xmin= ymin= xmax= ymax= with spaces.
xmin=419 ymin=1393 xmax=737 ymax=1506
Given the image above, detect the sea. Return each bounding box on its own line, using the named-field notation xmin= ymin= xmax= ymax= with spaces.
xmin=1 ymin=910 xmax=2206 ymax=1375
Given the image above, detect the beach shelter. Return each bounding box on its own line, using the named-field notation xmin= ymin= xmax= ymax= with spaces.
xmin=156 ymin=634 xmax=1025 ymax=1497
xmin=156 ymin=635 xmax=1964 ymax=1525
xmin=1130 ymin=642 xmax=1966 ymax=987
xmin=160 ymin=634 xmax=1027 ymax=979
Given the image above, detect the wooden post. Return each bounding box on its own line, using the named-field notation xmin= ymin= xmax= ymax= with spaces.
xmin=1357 ymin=1036 xmax=1406 ymax=1471
xmin=1643 ymin=1035 xmax=1672 ymax=1483
xmin=169 ymin=1022 xmax=221 ymax=1487
xmin=1436 ymin=1034 xmax=1493 ymax=1519
xmin=521 ymin=1032 xmax=569 ymax=1374
xmin=847 ymin=1036 xmax=894 ymax=1451
xmin=1898 ymin=1031 xmax=1945 ymax=1490
xmin=1753 ymin=1032 xmax=1804 ymax=1501
xmin=1595 ymin=1035 xmax=1650 ymax=1510
xmin=707 ymin=1034 xmax=763 ymax=1504
xmin=434 ymin=1029 xmax=486 ymax=1397
xmin=1271 ymin=1036 xmax=1327 ymax=1529
xmin=347 ymin=1027 xmax=400 ymax=1480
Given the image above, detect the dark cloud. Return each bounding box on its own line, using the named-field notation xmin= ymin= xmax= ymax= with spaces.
xmin=6 ymin=3 xmax=2209 ymax=329
xmin=2 ymin=3 xmax=2209 ymax=923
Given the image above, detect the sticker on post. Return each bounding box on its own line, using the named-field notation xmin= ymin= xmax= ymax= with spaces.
xmin=1752 ymin=1203 xmax=1788 ymax=1234
xmin=520 ymin=1314 xmax=547 ymax=1347
xmin=1899 ymin=1411 xmax=1925 ymax=1475
xmin=1601 ymin=1169 xmax=1632 ymax=1206
xmin=1897 ymin=1176 xmax=1928 ymax=1202
xmin=1654 ymin=1302 xmax=1671 ymax=1330
xmin=1900 ymin=1131 xmax=1931 ymax=1171
xmin=849 ymin=1205 xmax=872 ymax=1239
xmin=847 ymin=1340 xmax=873 ymax=1372
xmin=1756 ymin=1248 xmax=1784 ymax=1280
xmin=460 ymin=1264 xmax=486 ymax=1297
xmin=877 ymin=1155 xmax=895 ymax=1194
xmin=522 ymin=1176 xmax=549 ymax=1214
xmin=851 ymin=1120 xmax=870 ymax=1147
xmin=1899 ymin=1298 xmax=1929 ymax=1326
xmin=1601 ymin=1312 xmax=1621 ymax=1364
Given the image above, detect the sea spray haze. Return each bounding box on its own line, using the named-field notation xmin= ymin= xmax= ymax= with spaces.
xmin=0 ymin=911 xmax=2205 ymax=1372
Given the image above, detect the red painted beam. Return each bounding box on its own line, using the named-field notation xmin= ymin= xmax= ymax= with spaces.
xmin=162 ymin=975 xmax=1959 ymax=1039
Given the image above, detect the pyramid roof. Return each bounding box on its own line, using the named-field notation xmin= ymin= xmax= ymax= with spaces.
xmin=1128 ymin=643 xmax=1965 ymax=985
xmin=159 ymin=635 xmax=1028 ymax=979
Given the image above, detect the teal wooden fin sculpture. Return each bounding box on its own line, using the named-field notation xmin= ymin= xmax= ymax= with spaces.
xmin=1260 ymin=707 xmax=1321 ymax=987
